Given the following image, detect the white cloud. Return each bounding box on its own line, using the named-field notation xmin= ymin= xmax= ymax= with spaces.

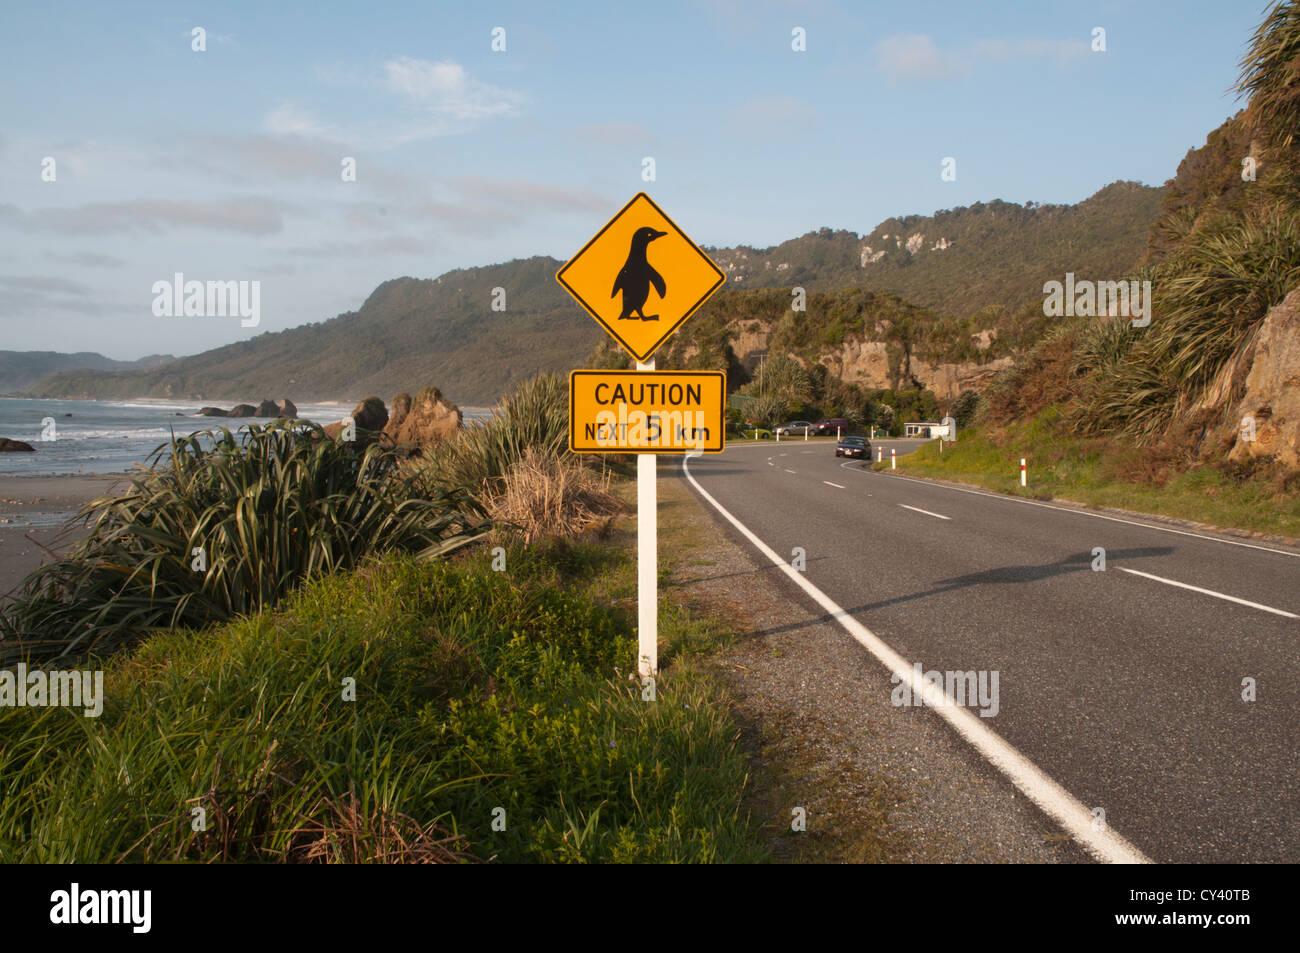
xmin=382 ymin=56 xmax=523 ymax=121
xmin=0 ymin=198 xmax=287 ymax=235
xmin=874 ymin=33 xmax=1090 ymax=85
xmin=385 ymin=58 xmax=467 ymax=100
xmin=451 ymin=176 xmax=608 ymax=212
xmin=263 ymin=103 xmax=325 ymax=137
xmin=577 ymin=122 xmax=652 ymax=146
xmin=874 ymin=34 xmax=961 ymax=84
xmin=0 ymin=274 xmax=93 ymax=295
xmin=44 ymin=250 xmax=126 ymax=268
xmin=726 ymin=96 xmax=817 ymax=138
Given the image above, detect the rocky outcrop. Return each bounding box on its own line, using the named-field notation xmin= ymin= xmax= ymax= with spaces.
xmin=1229 ymin=287 xmax=1300 ymax=469
xmin=197 ymin=399 xmax=296 ymax=418
xmin=913 ymin=356 xmax=1016 ymax=401
xmin=383 ymin=387 xmax=461 ymax=449
xmin=323 ymin=396 xmax=388 ymax=441
xmin=0 ymin=437 xmax=36 ymax=452
xmin=320 ymin=390 xmax=461 ymax=452
xmin=819 ymin=340 xmax=892 ymax=388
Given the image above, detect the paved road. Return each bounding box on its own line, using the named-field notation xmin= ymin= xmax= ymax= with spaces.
xmin=683 ymin=439 xmax=1300 ymax=863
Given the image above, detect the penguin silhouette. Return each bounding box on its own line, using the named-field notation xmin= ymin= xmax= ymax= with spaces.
xmin=612 ymin=226 xmax=668 ymax=320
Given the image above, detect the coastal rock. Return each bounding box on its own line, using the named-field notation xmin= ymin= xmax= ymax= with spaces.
xmin=196 ymin=399 xmax=297 ymax=419
xmin=351 ymin=396 xmax=388 ymax=432
xmin=0 ymin=438 xmax=36 ymax=452
xmin=1229 ymin=286 xmax=1300 ymax=469
xmin=383 ymin=387 xmax=461 ymax=450
xmin=322 ymin=396 xmax=388 ymax=442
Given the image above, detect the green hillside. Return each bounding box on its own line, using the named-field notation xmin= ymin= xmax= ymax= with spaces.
xmin=0 ymin=351 xmax=173 ymax=395
xmin=706 ymin=181 xmax=1164 ymax=319
xmin=26 ymin=181 xmax=1163 ymax=407
xmin=29 ymin=257 xmax=602 ymax=407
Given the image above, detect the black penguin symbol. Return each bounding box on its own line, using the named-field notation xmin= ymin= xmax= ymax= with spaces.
xmin=612 ymin=226 xmax=668 ymax=320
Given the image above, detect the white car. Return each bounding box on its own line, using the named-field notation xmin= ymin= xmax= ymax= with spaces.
xmin=775 ymin=420 xmax=814 ymax=436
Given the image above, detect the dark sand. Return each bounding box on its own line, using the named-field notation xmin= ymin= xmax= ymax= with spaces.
xmin=0 ymin=474 xmax=128 ymax=598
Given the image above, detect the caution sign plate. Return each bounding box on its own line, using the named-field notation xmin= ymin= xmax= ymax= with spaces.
xmin=569 ymin=370 xmax=726 ymax=454
xmin=556 ymin=193 xmax=726 ymax=363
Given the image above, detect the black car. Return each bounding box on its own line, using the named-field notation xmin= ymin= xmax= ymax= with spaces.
xmin=835 ymin=435 xmax=870 ymax=459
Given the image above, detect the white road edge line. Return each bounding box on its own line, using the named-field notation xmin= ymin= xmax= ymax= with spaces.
xmin=1117 ymin=567 xmax=1299 ymax=619
xmin=900 ymin=504 xmax=951 ymax=521
xmin=785 ymin=469 xmax=796 ymax=474
xmin=842 ymin=464 xmax=1300 ymax=560
xmin=823 ymin=481 xmax=846 ymax=489
xmin=682 ymin=452 xmax=1152 ymax=865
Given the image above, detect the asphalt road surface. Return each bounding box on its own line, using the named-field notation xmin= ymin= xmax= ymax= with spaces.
xmin=683 ymin=438 xmax=1299 ymax=863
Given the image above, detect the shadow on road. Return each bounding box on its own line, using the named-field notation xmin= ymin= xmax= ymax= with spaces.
xmin=740 ymin=546 xmax=1175 ymax=639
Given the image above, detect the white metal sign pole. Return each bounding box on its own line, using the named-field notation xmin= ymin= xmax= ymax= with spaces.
xmin=636 ymin=357 xmax=657 ymax=679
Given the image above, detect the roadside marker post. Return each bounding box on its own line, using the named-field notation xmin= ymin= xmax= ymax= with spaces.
xmin=891 ymin=447 xmax=896 ymax=469
xmin=1021 ymin=458 xmax=1027 ymax=487
xmin=636 ymin=359 xmax=657 ymax=679
xmin=877 ymin=446 xmax=882 ymax=463
xmin=557 ymin=192 xmax=726 ymax=680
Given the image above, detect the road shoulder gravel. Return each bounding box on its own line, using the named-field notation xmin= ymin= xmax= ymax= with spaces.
xmin=658 ymin=458 xmax=1089 ymax=863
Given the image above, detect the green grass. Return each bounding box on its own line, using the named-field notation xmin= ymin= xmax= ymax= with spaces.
xmin=0 ymin=547 xmax=765 ymax=863
xmin=1 ymin=421 xmax=483 ymax=665
xmin=883 ymin=410 xmax=1300 ymax=537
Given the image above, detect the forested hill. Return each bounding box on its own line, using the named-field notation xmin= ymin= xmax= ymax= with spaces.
xmin=27 ymin=257 xmax=596 ymax=406
xmin=705 ymin=181 xmax=1163 ymax=319
xmin=26 ymin=181 xmax=1163 ymax=406
xmin=0 ymin=351 xmax=173 ymax=395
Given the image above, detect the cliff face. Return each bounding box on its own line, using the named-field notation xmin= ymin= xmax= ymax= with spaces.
xmin=1229 ymin=286 xmax=1300 ymax=469
xmin=689 ymin=321 xmax=1010 ymax=400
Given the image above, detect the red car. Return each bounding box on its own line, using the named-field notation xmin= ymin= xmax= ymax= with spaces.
xmin=812 ymin=418 xmax=849 ymax=436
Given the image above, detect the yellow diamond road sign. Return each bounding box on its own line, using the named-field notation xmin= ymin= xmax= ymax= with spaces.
xmin=556 ymin=192 xmax=726 ymax=363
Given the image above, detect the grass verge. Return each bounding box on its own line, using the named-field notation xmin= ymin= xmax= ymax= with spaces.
xmin=0 ymin=546 xmax=765 ymax=863
xmin=880 ymin=409 xmax=1300 ymax=538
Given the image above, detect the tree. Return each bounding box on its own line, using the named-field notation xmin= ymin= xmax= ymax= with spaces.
xmin=875 ymin=403 xmax=896 ymax=434
xmin=748 ymin=393 xmax=786 ymax=429
xmin=1237 ymin=1 xmax=1300 ymax=154
xmin=950 ymin=389 xmax=982 ymax=429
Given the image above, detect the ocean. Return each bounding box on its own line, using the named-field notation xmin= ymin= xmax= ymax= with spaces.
xmin=0 ymin=398 xmax=493 ymax=478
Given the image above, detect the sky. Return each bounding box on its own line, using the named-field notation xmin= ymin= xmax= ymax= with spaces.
xmin=0 ymin=0 xmax=1265 ymax=360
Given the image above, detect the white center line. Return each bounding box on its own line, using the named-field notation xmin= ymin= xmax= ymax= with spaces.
xmin=900 ymin=504 xmax=951 ymax=521
xmin=1118 ymin=567 xmax=1298 ymax=618
xmin=823 ymin=481 xmax=846 ymax=489
xmin=870 ymin=470 xmax=1300 ymax=560
xmin=680 ymin=453 xmax=1150 ymax=865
